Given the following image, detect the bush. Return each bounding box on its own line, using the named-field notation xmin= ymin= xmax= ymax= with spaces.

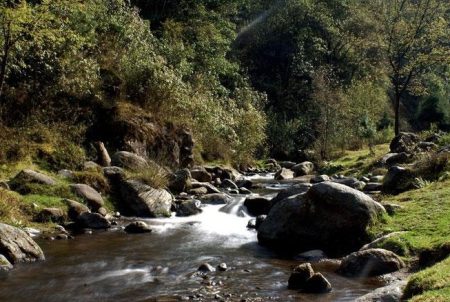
xmin=413 ymin=153 xmax=450 ymax=182
xmin=0 ymin=189 xmax=33 ymax=227
xmin=129 ymin=162 xmax=169 ymax=189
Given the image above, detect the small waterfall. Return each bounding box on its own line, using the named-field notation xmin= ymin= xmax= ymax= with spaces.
xmin=219 ymin=196 xmax=249 ymax=217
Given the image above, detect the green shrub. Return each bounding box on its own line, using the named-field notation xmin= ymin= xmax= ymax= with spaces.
xmin=71 ymin=171 xmax=110 ymax=194
xmin=128 ymin=162 xmax=169 ymax=189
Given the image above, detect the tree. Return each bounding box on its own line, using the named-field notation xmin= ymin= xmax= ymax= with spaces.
xmin=377 ymin=0 xmax=449 ymax=135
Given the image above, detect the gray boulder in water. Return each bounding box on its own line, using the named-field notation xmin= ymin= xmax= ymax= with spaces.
xmin=119 ymin=179 xmax=173 ymax=217
xmin=76 ymin=212 xmax=111 ymax=229
xmin=258 ymin=182 xmax=385 ymax=256
xmin=337 ymin=248 xmax=405 ymax=277
xmin=124 ymin=221 xmax=152 ymax=233
xmin=0 ymin=223 xmax=45 ymax=264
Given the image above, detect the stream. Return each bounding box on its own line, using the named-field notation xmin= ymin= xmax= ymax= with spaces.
xmin=0 ymin=174 xmax=383 ymax=301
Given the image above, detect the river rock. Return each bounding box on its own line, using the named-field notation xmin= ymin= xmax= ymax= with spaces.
xmin=338 ymin=249 xmax=405 ymax=277
xmin=198 ymin=263 xmax=215 ymax=273
xmin=10 ymin=169 xmax=56 ymax=191
xmin=124 ymin=221 xmax=152 ymax=233
xmin=119 ymin=179 xmax=173 ymax=217
xmin=199 ymin=193 xmax=233 ymax=205
xmin=292 ymin=161 xmax=315 ymax=177
xmin=274 ymin=168 xmax=294 ymax=180
xmin=303 ymin=273 xmax=332 ymax=293
xmin=76 ymin=212 xmax=111 ymax=229
xmin=111 ymin=151 xmax=148 ymax=171
xmin=188 ymin=187 xmax=208 ymax=195
xmin=258 ymin=182 xmax=386 ymax=256
xmin=382 ymin=166 xmax=416 ymax=195
xmin=221 ymin=179 xmax=238 ymax=190
xmin=0 ymin=223 xmax=45 ymax=264
xmin=65 ymin=199 xmax=90 ymax=221
xmin=288 ymin=263 xmax=314 ymax=290
xmin=190 ymin=168 xmax=212 ymax=182
xmin=390 ymin=132 xmax=420 ymax=153
xmin=176 ymin=200 xmax=202 ymax=217
xmin=364 ymin=183 xmax=382 ymax=192
xmin=244 ymin=197 xmax=272 ymax=216
xmin=386 ymin=152 xmax=409 ymax=166
xmin=102 ymin=166 xmax=125 ymax=179
xmin=0 ymin=254 xmax=13 ymax=271
xmin=270 ymin=183 xmax=312 ymax=208
xmin=169 ymin=169 xmax=192 ymax=193
xmin=191 ymin=181 xmax=221 ymax=194
xmin=70 ymin=184 xmax=104 ymax=211
xmin=311 ymin=175 xmax=330 ymax=183
xmin=236 ymin=179 xmax=253 ymax=190
xmin=217 ymin=263 xmax=227 ymax=272
xmin=355 ymin=280 xmax=407 ymax=302
xmin=239 ymin=187 xmax=252 ymax=195
xmin=36 ymin=208 xmax=65 ymax=223
xmin=279 ymin=161 xmax=296 ymax=169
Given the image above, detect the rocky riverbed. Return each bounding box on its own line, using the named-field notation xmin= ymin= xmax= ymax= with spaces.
xmin=0 ymin=173 xmax=409 ymax=302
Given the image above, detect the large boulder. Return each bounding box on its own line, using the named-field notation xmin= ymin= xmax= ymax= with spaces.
xmin=190 ymin=167 xmax=212 ymax=183
xmin=270 ymin=183 xmax=312 ymax=209
xmin=9 ymin=169 xmax=56 ymax=193
xmin=70 ymin=184 xmax=104 ymax=211
xmin=199 ymin=193 xmax=233 ymax=205
xmin=292 ymin=161 xmax=315 ymax=177
xmin=36 ymin=208 xmax=65 ymax=223
xmin=338 ymin=249 xmax=405 ymax=277
xmin=111 ymin=151 xmax=148 ymax=171
xmin=169 ymin=169 xmax=192 ymax=193
xmin=382 ymin=166 xmax=416 ymax=195
xmin=119 ymin=179 xmax=173 ymax=217
xmin=176 ymin=199 xmax=202 ymax=217
xmin=390 ymin=132 xmax=420 ymax=154
xmin=303 ymin=273 xmax=332 ymax=293
xmin=65 ymin=199 xmax=90 ymax=221
xmin=244 ymin=197 xmax=272 ymax=216
xmin=258 ymin=182 xmax=385 ymax=256
xmin=274 ymin=168 xmax=295 ymax=180
xmin=76 ymin=212 xmax=111 ymax=229
xmin=0 ymin=223 xmax=45 ymax=264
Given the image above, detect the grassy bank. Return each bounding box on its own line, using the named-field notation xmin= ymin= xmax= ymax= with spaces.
xmin=325 ymin=142 xmax=450 ymax=301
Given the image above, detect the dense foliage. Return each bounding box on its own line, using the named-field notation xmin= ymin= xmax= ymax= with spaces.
xmin=0 ymin=0 xmax=448 ymax=163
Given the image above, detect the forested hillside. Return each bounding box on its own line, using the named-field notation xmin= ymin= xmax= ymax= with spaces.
xmin=1 ymin=0 xmax=448 ymax=165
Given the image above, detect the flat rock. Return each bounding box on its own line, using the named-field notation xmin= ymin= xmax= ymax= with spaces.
xmin=199 ymin=193 xmax=233 ymax=205
xmin=355 ymin=280 xmax=407 ymax=301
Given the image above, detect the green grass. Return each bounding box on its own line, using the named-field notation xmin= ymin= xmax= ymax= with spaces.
xmin=405 ymin=257 xmax=450 ymax=301
xmin=370 ymin=180 xmax=450 ymax=255
xmin=321 ymin=144 xmax=389 ymax=176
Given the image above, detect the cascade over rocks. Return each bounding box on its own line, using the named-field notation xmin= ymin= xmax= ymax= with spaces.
xmin=258 ymin=182 xmax=385 ymax=256
xmin=119 ymin=179 xmax=173 ymax=217
xmin=0 ymin=223 xmax=45 ymax=264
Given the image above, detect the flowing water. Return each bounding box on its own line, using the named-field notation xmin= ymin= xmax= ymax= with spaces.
xmin=0 ymin=175 xmax=383 ymax=301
